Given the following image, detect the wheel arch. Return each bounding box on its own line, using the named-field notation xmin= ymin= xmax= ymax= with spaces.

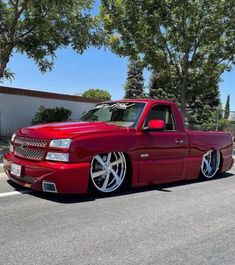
xmin=123 ymin=152 xmax=133 ymax=187
xmin=218 ymin=149 xmax=224 ymax=173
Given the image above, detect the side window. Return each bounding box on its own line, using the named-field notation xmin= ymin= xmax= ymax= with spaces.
xmin=144 ymin=105 xmax=176 ymax=131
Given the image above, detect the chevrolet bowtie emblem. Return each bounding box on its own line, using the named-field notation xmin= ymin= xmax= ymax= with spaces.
xmin=21 ymin=143 xmax=29 ymax=150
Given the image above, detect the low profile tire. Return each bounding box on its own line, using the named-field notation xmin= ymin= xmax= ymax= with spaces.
xmin=200 ymin=150 xmax=221 ymax=179
xmin=90 ymin=152 xmax=127 ymax=194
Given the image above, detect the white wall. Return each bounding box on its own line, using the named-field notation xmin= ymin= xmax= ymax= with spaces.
xmin=0 ymin=94 xmax=96 ymax=136
xmin=229 ymin=112 xmax=235 ymax=121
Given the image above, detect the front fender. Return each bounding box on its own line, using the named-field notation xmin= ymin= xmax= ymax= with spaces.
xmin=69 ymin=130 xmax=138 ymax=163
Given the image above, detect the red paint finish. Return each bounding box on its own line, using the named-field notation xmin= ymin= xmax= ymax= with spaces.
xmin=4 ymin=99 xmax=234 ymax=194
xmin=138 ymin=131 xmax=189 ymax=183
xmin=4 ymin=152 xmax=90 ymax=193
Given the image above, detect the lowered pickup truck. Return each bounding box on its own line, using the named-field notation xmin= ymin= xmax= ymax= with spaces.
xmin=3 ymin=99 xmax=234 ymax=194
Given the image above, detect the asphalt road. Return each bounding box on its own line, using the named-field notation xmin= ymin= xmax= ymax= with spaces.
xmin=0 ymin=166 xmax=235 ymax=265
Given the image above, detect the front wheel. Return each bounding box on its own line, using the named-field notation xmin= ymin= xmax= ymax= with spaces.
xmin=90 ymin=152 xmax=127 ymax=193
xmin=200 ymin=150 xmax=220 ymax=179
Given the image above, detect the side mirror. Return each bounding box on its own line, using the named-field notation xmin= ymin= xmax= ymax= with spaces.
xmin=147 ymin=120 xmax=166 ymax=131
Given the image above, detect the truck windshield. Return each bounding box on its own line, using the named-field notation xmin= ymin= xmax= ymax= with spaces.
xmin=79 ymin=102 xmax=145 ymax=127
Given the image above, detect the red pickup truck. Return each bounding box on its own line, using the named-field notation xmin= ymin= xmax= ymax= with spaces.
xmin=3 ymin=99 xmax=234 ymax=194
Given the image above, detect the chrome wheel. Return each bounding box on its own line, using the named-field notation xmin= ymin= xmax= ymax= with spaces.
xmin=201 ymin=150 xmax=220 ymax=179
xmin=90 ymin=152 xmax=127 ymax=193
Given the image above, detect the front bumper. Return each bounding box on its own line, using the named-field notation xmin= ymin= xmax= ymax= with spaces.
xmin=3 ymin=152 xmax=90 ymax=194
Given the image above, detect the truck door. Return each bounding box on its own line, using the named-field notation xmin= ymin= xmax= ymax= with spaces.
xmin=139 ymin=104 xmax=189 ymax=182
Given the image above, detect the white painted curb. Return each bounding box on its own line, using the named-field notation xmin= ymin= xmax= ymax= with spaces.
xmin=0 ymin=190 xmax=32 ymax=198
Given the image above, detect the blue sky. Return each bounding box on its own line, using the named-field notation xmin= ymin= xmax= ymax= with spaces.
xmin=3 ymin=46 xmax=234 ymax=110
xmin=3 ymin=47 xmax=130 ymax=100
xmin=2 ymin=0 xmax=234 ymax=110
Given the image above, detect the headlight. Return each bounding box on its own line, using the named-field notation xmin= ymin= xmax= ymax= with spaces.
xmin=49 ymin=139 xmax=71 ymax=148
xmin=46 ymin=152 xmax=69 ymax=162
xmin=11 ymin=133 xmax=16 ymax=142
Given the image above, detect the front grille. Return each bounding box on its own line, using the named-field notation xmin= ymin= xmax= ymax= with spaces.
xmin=13 ymin=137 xmax=48 ymax=161
xmin=14 ymin=137 xmax=48 ymax=148
xmin=10 ymin=173 xmax=36 ymax=184
xmin=15 ymin=146 xmax=44 ymax=161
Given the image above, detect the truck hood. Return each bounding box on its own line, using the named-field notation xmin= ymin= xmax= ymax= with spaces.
xmin=19 ymin=122 xmax=128 ymax=139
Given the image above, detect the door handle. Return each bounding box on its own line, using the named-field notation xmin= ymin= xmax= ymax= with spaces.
xmin=175 ymin=139 xmax=184 ymax=145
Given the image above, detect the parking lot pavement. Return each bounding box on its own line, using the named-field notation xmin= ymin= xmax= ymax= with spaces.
xmin=0 ymin=166 xmax=235 ymax=265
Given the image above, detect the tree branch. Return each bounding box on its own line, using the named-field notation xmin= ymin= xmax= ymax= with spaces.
xmin=0 ymin=0 xmax=31 ymax=79
xmin=189 ymin=2 xmax=207 ymax=65
xmin=18 ymin=3 xmax=53 ymax=41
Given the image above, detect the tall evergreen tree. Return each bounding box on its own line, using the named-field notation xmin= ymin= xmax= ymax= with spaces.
xmin=124 ymin=60 xmax=144 ymax=99
xmin=148 ymin=70 xmax=178 ymax=102
xmin=224 ymin=95 xmax=230 ymax=119
xmin=187 ymin=81 xmax=221 ymax=130
xmin=148 ymin=69 xmax=221 ymax=130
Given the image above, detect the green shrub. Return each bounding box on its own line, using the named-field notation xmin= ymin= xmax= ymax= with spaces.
xmin=32 ymin=106 xmax=72 ymax=125
xmin=82 ymin=88 xmax=111 ymax=100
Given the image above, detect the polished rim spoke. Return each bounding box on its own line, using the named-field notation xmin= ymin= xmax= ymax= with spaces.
xmin=94 ymin=155 xmax=105 ymax=166
xmin=107 ymin=152 xmax=112 ymax=163
xmin=111 ymin=169 xmax=121 ymax=184
xmin=204 ymin=158 xmax=212 ymax=174
xmin=111 ymin=158 xmax=123 ymax=166
xmin=92 ymin=170 xmax=106 ymax=178
xmin=102 ymin=172 xmax=110 ymax=189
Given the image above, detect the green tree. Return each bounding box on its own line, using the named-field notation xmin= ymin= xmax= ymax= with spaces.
xmin=224 ymin=95 xmax=230 ymax=119
xmin=101 ymin=0 xmax=235 ymax=119
xmin=186 ymin=79 xmax=222 ymax=129
xmin=148 ymin=70 xmax=178 ymax=102
xmin=148 ymin=69 xmax=222 ymax=130
xmin=0 ymin=0 xmax=102 ymax=80
xmin=219 ymin=118 xmax=233 ymax=132
xmin=124 ymin=60 xmax=144 ymax=99
xmin=82 ymin=88 xmax=111 ymax=100
xmin=32 ymin=106 xmax=72 ymax=125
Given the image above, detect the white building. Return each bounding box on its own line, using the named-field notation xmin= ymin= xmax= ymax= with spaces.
xmin=228 ymin=112 xmax=235 ymax=121
xmin=0 ymin=86 xmax=99 ymax=136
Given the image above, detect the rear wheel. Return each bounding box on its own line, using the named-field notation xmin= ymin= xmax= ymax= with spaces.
xmin=201 ymin=150 xmax=220 ymax=179
xmin=90 ymin=152 xmax=127 ymax=193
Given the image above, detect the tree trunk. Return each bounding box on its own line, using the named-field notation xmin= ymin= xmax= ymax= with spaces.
xmin=0 ymin=46 xmax=13 ymax=80
xmin=0 ymin=58 xmax=9 ymax=80
xmin=179 ymin=77 xmax=187 ymax=122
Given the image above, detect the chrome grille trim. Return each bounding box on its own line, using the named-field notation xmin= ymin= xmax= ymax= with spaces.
xmin=15 ymin=146 xmax=44 ymax=161
xmin=13 ymin=136 xmax=48 ymax=161
xmin=14 ymin=137 xmax=48 ymax=148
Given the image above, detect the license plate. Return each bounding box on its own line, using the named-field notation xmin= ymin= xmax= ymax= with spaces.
xmin=11 ymin=163 xmax=22 ymax=177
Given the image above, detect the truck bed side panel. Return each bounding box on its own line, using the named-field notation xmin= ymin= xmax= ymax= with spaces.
xmin=187 ymin=131 xmax=233 ymax=175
